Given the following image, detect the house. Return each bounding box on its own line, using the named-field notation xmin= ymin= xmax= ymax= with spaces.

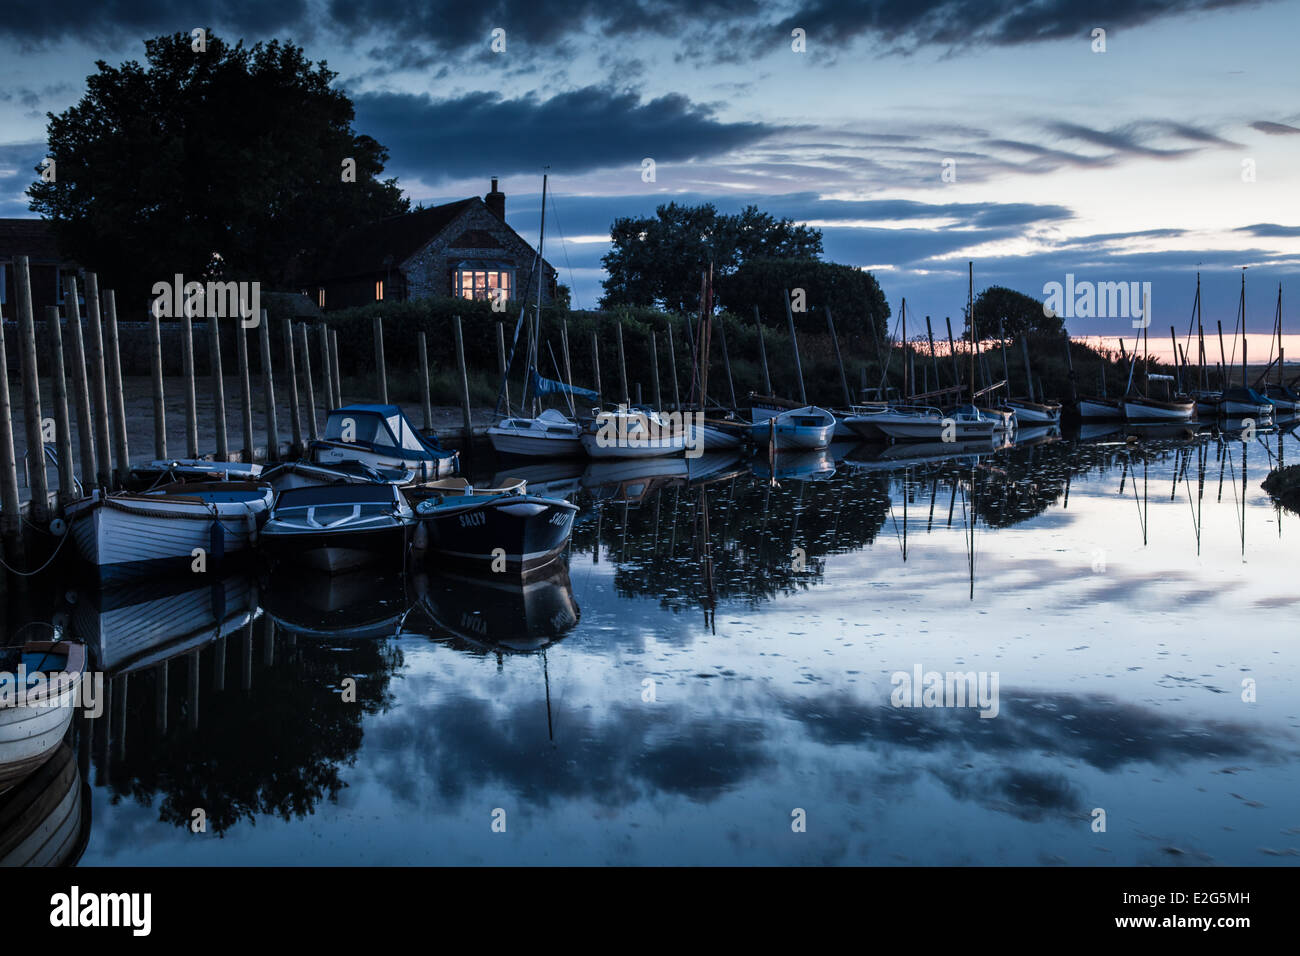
xmin=0 ymin=218 xmax=80 ymax=317
xmin=307 ymin=179 xmax=557 ymax=311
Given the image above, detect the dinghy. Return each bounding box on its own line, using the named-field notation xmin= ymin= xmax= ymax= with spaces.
xmin=130 ymin=459 xmax=262 ymax=485
xmin=414 ymin=477 xmax=579 ymax=573
xmin=872 ymin=403 xmax=997 ymax=442
xmin=581 ymin=408 xmax=694 ymax=459
xmin=1077 ymin=396 xmax=1124 ymax=420
xmin=1005 ymin=398 xmax=1062 ymax=425
xmin=0 ymin=638 xmax=86 ymax=793
xmin=261 ymin=459 xmax=413 ymax=493
xmin=487 ymin=408 xmax=585 ymax=458
xmin=66 ymin=481 xmax=272 ymax=577
xmin=261 ymin=483 xmax=415 ymax=573
xmin=312 ymin=404 xmax=458 ymax=480
xmin=749 ymin=406 xmax=836 ymax=450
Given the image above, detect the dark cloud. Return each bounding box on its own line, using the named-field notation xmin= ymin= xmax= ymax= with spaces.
xmin=0 ymin=0 xmax=308 ymax=43
xmin=1234 ymin=223 xmax=1300 ymax=238
xmin=354 ymin=87 xmax=782 ymax=182
xmin=1250 ymin=120 xmax=1300 ymax=135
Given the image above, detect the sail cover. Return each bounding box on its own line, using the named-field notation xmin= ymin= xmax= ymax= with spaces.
xmin=529 ymin=369 xmax=599 ymax=404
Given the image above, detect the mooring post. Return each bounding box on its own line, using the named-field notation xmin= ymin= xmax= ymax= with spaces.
xmin=235 ymin=318 xmax=254 ymax=462
xmin=180 ymin=311 xmax=199 ymax=458
xmin=148 ymin=303 xmax=167 ymax=459
xmin=590 ymin=331 xmax=603 ymax=407
xmin=257 ymin=310 xmax=278 ymax=461
xmin=82 ymin=273 xmax=114 ymax=488
xmin=208 ymin=313 xmax=229 ymax=460
xmin=44 ymin=307 xmax=77 ymax=508
xmin=330 ymin=329 xmax=342 ymax=405
xmin=63 ymin=276 xmax=97 ymax=490
xmin=650 ymin=329 xmax=662 ymax=409
xmin=373 ymin=314 xmax=388 ymax=404
xmin=754 ymin=306 xmax=772 ymax=396
xmin=298 ymin=324 xmax=318 ymax=441
xmin=317 ymin=324 xmax=333 ymax=410
xmin=782 ymin=289 xmax=807 ymax=404
xmin=494 ymin=322 xmax=509 ymax=416
xmin=103 ymin=290 xmax=131 ymax=483
xmin=419 ymin=331 xmax=433 ymax=430
xmin=0 ymin=304 xmax=21 ymax=540
xmin=666 ymin=322 xmax=680 ymax=410
xmin=14 ymin=257 xmax=49 ymax=519
xmin=453 ymin=315 xmax=473 ymax=439
xmin=283 ymin=318 xmax=302 ymax=455
xmin=616 ymin=320 xmax=630 ymax=406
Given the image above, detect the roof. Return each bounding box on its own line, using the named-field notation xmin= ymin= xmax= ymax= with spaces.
xmin=334 ymin=403 xmax=401 ymax=416
xmin=323 ymin=199 xmax=478 ymax=279
xmin=0 ymin=218 xmax=68 ymax=261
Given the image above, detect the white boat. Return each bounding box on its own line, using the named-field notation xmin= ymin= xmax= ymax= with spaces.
xmin=1122 ymin=396 xmax=1196 ymax=422
xmin=312 ymin=404 xmax=458 ymax=479
xmin=1218 ymin=388 xmax=1273 ymax=419
xmin=131 ymin=459 xmax=263 ymax=483
xmin=66 ymin=482 xmax=273 ymax=575
xmin=261 ymin=483 xmax=415 ymax=573
xmin=843 ymin=403 xmax=892 ymax=440
xmin=1077 ymin=397 xmax=1124 ymax=421
xmin=872 ymin=403 xmax=997 ymax=442
xmin=694 ymin=419 xmax=747 ymax=450
xmin=581 ymin=408 xmax=693 ymax=459
xmin=1005 ymin=399 xmax=1061 ymax=425
xmin=261 ymin=459 xmax=414 ymax=493
xmin=749 ymin=406 xmax=836 ymax=450
xmin=0 ymin=639 xmax=86 ymax=793
xmin=488 ymin=408 xmax=584 ymax=458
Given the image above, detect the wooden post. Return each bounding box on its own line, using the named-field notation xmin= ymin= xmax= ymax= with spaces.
xmin=616 ymin=320 xmax=630 ymax=406
xmin=650 ymin=329 xmax=662 ymax=410
xmin=825 ymin=306 xmax=851 ymax=408
xmin=590 ymin=331 xmax=603 ymax=407
xmin=148 ymin=304 xmax=167 ymax=459
xmin=666 ymin=322 xmax=680 ymax=410
xmin=716 ymin=318 xmax=737 ymax=410
xmin=102 ymin=290 xmax=130 ymax=483
xmin=82 ymin=273 xmax=114 ymax=488
xmin=283 ymin=318 xmax=302 ymax=454
xmin=0 ymin=304 xmax=21 ymax=538
xmin=372 ymin=314 xmax=388 ymax=404
xmin=208 ymin=314 xmax=229 ymax=460
xmin=331 ymin=329 xmax=343 ymax=405
xmin=44 ymin=307 xmax=77 ymax=507
xmin=945 ymin=317 xmax=960 ymax=388
xmin=419 ymin=331 xmax=433 ymax=429
xmin=257 ymin=310 xmax=278 ymax=461
xmin=782 ymin=289 xmax=807 ymax=404
xmin=494 ymin=322 xmax=509 ymax=416
xmin=754 ymin=306 xmax=772 ymax=396
xmin=180 ymin=312 xmax=199 ymax=458
xmin=317 ymin=324 xmax=333 ymax=410
xmin=298 ymin=324 xmax=318 ymax=441
xmin=63 ymin=276 xmax=97 ymax=489
xmin=924 ymin=316 xmax=941 ymax=391
xmin=235 ymin=319 xmax=254 ymax=462
xmin=453 ymin=316 xmax=472 ymax=438
xmin=14 ymin=258 xmax=49 ymax=519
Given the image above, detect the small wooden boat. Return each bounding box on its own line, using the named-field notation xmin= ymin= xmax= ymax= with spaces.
xmin=1122 ymin=395 xmax=1196 ymax=422
xmin=581 ymin=408 xmax=693 ymax=459
xmin=130 ymin=459 xmax=263 ymax=484
xmin=261 ymin=459 xmax=414 ymax=493
xmin=1077 ymin=396 xmax=1124 ymax=420
xmin=1005 ymin=398 xmax=1062 ymax=425
xmin=66 ymin=482 xmax=272 ymax=575
xmin=261 ymin=483 xmax=415 ymax=573
xmin=413 ymin=477 xmax=578 ymax=573
xmin=312 ymin=404 xmax=458 ymax=479
xmin=0 ymin=742 xmax=89 ymax=867
xmin=0 ymin=639 xmax=86 ymax=793
xmin=1264 ymin=383 xmax=1300 ymax=416
xmin=872 ymin=403 xmax=997 ymax=441
xmin=488 ymin=408 xmax=584 ymax=458
xmin=749 ymin=405 xmax=836 ymax=450
xmin=1218 ymin=387 xmax=1273 ymax=419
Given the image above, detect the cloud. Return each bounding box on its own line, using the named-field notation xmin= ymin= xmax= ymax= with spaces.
xmin=0 ymin=0 xmax=309 ymax=43
xmin=1234 ymin=223 xmax=1300 ymax=238
xmin=1250 ymin=120 xmax=1300 ymax=135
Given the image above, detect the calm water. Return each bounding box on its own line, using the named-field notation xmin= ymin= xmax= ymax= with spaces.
xmin=6 ymin=423 xmax=1300 ymax=866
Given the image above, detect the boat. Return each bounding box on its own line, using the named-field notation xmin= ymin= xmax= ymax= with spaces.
xmin=0 ymin=741 xmax=89 ymax=866
xmin=871 ymin=403 xmax=997 ymax=441
xmin=0 ymin=638 xmax=86 ymax=793
xmin=65 ymin=481 xmax=273 ymax=576
xmin=1264 ymin=383 xmax=1300 ymax=416
xmin=1122 ymin=373 xmax=1196 ymax=422
xmin=311 ymin=404 xmax=458 ymax=480
xmin=129 ymin=459 xmax=263 ymax=485
xmin=1005 ymin=398 xmax=1061 ymax=424
xmin=580 ymin=408 xmax=694 ymax=459
xmin=749 ymin=405 xmax=836 ymax=450
xmin=261 ymin=483 xmax=416 ymax=573
xmin=487 ymin=408 xmax=584 ymax=458
xmin=843 ymin=403 xmax=893 ymax=440
xmin=1218 ymin=386 xmax=1273 ymax=419
xmin=1077 ymin=396 xmax=1124 ymax=420
xmin=694 ymin=418 xmax=748 ymax=450
xmin=261 ymin=459 xmax=414 ymax=493
xmin=413 ymin=477 xmax=578 ymax=573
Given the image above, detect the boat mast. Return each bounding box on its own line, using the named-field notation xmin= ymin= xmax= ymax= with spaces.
xmin=1240 ymin=269 xmax=1247 ymax=390
xmin=901 ymin=299 xmax=908 ymax=400
xmin=532 ymin=173 xmax=548 ymax=417
xmin=968 ymin=262 xmax=975 ymax=405
xmin=1276 ymin=283 xmax=1284 ymax=388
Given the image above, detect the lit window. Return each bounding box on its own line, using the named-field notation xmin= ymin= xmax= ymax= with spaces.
xmin=454 ymin=261 xmax=512 ymax=301
xmin=375 ymin=279 xmax=384 ymax=301
xmin=317 ymin=287 xmax=325 ymax=309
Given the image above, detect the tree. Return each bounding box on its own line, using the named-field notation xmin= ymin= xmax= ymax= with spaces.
xmin=715 ymin=257 xmax=890 ymax=345
xmin=599 ymin=202 xmax=822 ymax=313
xmin=964 ymin=286 xmax=1065 ymax=340
xmin=28 ymin=31 xmax=407 ymax=305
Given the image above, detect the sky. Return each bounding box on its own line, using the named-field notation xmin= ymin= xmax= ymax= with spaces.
xmin=2 ymin=0 xmax=1298 ymax=352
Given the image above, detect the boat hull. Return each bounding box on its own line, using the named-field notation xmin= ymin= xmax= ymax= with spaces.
xmin=419 ymin=496 xmax=579 ymax=573
xmin=1122 ymin=398 xmax=1196 ymax=422
xmin=1006 ymin=400 xmax=1061 ymax=424
xmin=261 ymin=523 xmax=411 ymax=573
xmin=312 ymin=442 xmax=458 ymax=480
xmin=488 ymin=430 xmax=584 ymax=458
xmin=580 ymin=432 xmax=688 ymax=458
xmin=1077 ymin=398 xmax=1124 ymax=421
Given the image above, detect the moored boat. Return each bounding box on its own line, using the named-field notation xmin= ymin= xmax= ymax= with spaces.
xmin=748 ymin=405 xmax=836 ymax=450
xmin=0 ymin=638 xmax=86 ymax=794
xmin=872 ymin=403 xmax=997 ymax=442
xmin=261 ymin=459 xmax=413 ymax=493
xmin=1122 ymin=394 xmax=1196 ymax=423
xmin=1005 ymin=398 xmax=1062 ymax=425
xmin=1218 ymin=386 xmax=1273 ymax=419
xmin=487 ymin=408 xmax=585 ymax=458
xmin=311 ymin=404 xmax=458 ymax=480
xmin=261 ymin=483 xmax=415 ymax=573
xmin=1077 ymin=396 xmax=1124 ymax=420
xmin=580 ymin=408 xmax=694 ymax=459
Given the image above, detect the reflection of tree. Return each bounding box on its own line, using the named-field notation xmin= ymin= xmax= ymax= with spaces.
xmin=101 ymin=623 xmax=403 ymax=835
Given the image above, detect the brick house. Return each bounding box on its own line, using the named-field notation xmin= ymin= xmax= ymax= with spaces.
xmin=0 ymin=218 xmax=80 ymax=317
xmin=308 ymin=179 xmax=557 ymax=312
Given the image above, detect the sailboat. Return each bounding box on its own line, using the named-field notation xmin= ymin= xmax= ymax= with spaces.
xmin=1263 ymin=284 xmax=1299 ymax=416
xmin=1217 ymin=272 xmax=1273 ymax=420
xmin=1121 ymin=316 xmax=1195 ymax=422
xmin=998 ymin=319 xmax=1061 ymax=424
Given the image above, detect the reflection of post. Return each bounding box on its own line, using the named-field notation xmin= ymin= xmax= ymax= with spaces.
xmin=155 ymin=660 xmax=169 ymax=734
xmin=241 ymin=622 xmax=253 ymax=692
xmin=213 ymin=636 xmax=226 ymax=692
xmin=263 ymin=616 xmax=275 ymax=668
xmin=188 ymin=650 xmax=200 ymax=730
xmin=113 ymin=674 xmax=128 ymax=763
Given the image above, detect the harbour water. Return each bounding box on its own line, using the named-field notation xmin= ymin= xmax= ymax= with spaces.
xmin=4 ymin=424 xmax=1298 ymax=866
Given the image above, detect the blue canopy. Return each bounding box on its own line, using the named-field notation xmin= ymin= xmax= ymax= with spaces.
xmin=528 ymin=369 xmax=599 ymax=404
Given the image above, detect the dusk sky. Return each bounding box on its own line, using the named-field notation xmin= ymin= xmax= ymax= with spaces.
xmin=2 ymin=0 xmax=1298 ymax=351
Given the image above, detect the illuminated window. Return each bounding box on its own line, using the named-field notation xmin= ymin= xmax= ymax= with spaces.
xmin=375 ymin=280 xmax=384 ymax=301
xmin=454 ymin=261 xmax=512 ymax=301
xmin=317 ymin=287 xmax=325 ymax=309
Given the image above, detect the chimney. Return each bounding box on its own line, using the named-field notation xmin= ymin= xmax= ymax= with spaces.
xmin=485 ymin=177 xmax=505 ymax=220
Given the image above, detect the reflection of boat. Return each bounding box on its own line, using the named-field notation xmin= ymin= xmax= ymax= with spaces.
xmin=261 ymin=483 xmax=415 ymax=573
xmin=686 ymin=451 xmax=746 ymax=485
xmin=261 ymin=459 xmax=413 ymax=493
xmin=414 ymin=478 xmax=578 ymax=573
xmin=1013 ymin=424 xmax=1060 ymax=447
xmin=748 ymin=406 xmax=836 ymax=450
xmin=1124 ymin=421 xmax=1199 ymax=440
xmin=312 ymin=404 xmax=458 ymax=479
xmin=0 ymin=743 xmax=88 ymax=866
xmin=751 ymin=449 xmax=836 ymax=482
xmin=419 ymin=562 xmax=579 ymax=653
xmin=488 ymin=408 xmax=584 ymax=457
xmin=66 ymin=482 xmax=272 ymax=575
xmin=62 ymin=573 xmax=258 ymax=675
xmin=1074 ymin=422 xmax=1125 ymax=442
xmin=0 ymin=639 xmax=86 ymax=793
xmin=263 ymin=567 xmax=411 ymax=639
xmin=582 ymin=457 xmax=688 ymax=504
xmin=491 ymin=461 xmax=584 ymax=500
xmin=843 ymin=436 xmax=997 ymax=471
